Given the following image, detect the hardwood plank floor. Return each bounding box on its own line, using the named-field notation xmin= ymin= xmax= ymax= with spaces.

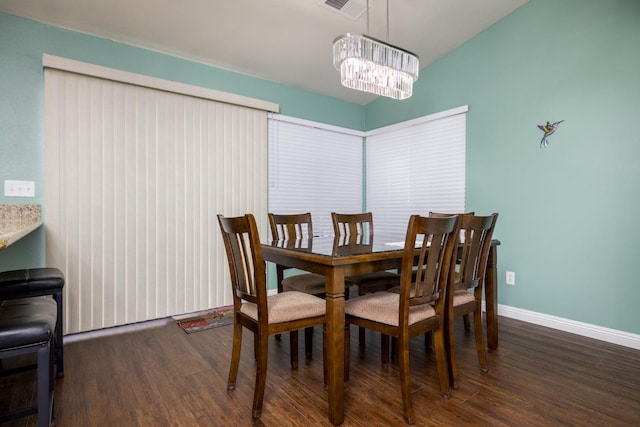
xmin=1 ymin=315 xmax=639 ymax=426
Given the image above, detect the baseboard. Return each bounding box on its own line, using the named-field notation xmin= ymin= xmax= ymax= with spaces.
xmin=483 ymin=302 xmax=640 ymax=351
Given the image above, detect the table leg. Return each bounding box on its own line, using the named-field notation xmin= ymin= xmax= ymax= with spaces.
xmin=485 ymin=244 xmax=499 ymax=350
xmin=325 ymin=268 xmax=345 ymax=426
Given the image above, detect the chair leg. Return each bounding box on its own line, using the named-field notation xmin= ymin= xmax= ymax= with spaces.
xmin=398 ymin=335 xmax=415 ymax=425
xmin=433 ymin=327 xmax=452 ymax=399
xmin=290 ymin=330 xmax=299 ymax=370
xmin=424 ymin=331 xmax=432 ymax=349
xmin=304 ymin=327 xmax=314 ymax=358
xmin=359 ymin=327 xmax=366 ymax=347
xmin=53 ymin=289 xmax=64 ymax=377
xmin=228 ymin=322 xmax=243 ymax=390
xmin=391 ymin=336 xmax=398 ymax=362
xmin=37 ymin=341 xmax=51 ymax=427
xmin=463 ymin=313 xmax=471 ymax=331
xmin=445 ymin=311 xmax=459 ymax=389
xmin=252 ymin=330 xmax=269 ymax=419
xmin=381 ymin=334 xmax=390 ymax=368
xmin=253 ymin=333 xmax=258 ymax=360
xmin=473 ymin=309 xmax=489 ymax=373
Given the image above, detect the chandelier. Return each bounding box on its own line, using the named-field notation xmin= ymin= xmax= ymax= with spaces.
xmin=332 ymin=0 xmax=419 ymax=100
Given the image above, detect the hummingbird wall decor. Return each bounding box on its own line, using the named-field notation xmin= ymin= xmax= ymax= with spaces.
xmin=537 ymin=120 xmax=564 ymax=148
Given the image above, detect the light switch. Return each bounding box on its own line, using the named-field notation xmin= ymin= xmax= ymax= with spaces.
xmin=4 ymin=180 xmax=35 ymax=197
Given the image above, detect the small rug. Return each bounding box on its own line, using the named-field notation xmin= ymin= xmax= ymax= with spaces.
xmin=174 ymin=306 xmax=234 ymax=334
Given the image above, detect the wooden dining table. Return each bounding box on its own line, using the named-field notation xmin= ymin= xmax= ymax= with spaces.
xmin=262 ymin=235 xmax=500 ymax=426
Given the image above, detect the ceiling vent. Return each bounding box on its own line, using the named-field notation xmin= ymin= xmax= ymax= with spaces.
xmin=322 ymin=0 xmax=367 ymax=21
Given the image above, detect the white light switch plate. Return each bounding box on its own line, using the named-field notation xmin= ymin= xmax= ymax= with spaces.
xmin=4 ymin=180 xmax=35 ymax=197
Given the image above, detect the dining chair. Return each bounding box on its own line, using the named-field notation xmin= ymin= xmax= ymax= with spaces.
xmin=441 ymin=212 xmax=498 ymax=389
xmin=268 ymin=212 xmax=326 ymax=357
xmin=391 ymin=211 xmax=480 ymax=360
xmin=331 ymin=212 xmax=401 ymax=346
xmin=344 ymin=215 xmax=460 ymax=424
xmin=429 ymin=211 xmax=475 ymax=332
xmin=217 ymin=214 xmax=326 ymax=419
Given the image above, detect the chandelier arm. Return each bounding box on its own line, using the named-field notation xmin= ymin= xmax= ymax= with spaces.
xmin=386 ymin=0 xmax=389 ymax=42
xmin=366 ymin=0 xmax=370 ymax=35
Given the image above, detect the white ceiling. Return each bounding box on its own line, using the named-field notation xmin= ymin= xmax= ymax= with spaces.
xmin=0 ymin=0 xmax=528 ymax=105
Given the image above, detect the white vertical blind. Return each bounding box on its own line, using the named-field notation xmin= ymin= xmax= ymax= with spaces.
xmin=366 ymin=106 xmax=467 ymax=238
xmin=268 ymin=115 xmax=363 ymax=236
xmin=45 ymin=66 xmax=269 ymax=334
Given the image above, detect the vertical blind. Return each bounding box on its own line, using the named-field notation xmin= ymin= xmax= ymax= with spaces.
xmin=366 ymin=106 xmax=467 ymax=238
xmin=45 ymin=63 xmax=270 ymax=334
xmin=268 ymin=115 xmax=363 ymax=236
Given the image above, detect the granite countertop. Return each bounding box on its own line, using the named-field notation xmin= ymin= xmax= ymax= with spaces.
xmin=0 ymin=204 xmax=42 ymax=250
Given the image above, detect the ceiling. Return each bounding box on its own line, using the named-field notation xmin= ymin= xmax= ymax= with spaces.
xmin=0 ymin=0 xmax=528 ymax=105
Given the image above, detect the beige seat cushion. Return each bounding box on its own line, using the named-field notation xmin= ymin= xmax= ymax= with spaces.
xmin=282 ymin=273 xmax=326 ymax=295
xmin=345 ymin=291 xmax=436 ymax=327
xmin=452 ymin=290 xmax=475 ymax=306
xmin=241 ymin=291 xmax=325 ymax=324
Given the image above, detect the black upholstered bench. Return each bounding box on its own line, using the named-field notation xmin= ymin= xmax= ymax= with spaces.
xmin=0 ymin=296 xmax=57 ymax=427
xmin=0 ymin=268 xmax=64 ymax=376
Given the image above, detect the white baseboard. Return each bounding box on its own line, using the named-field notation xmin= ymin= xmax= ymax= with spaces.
xmin=483 ymin=302 xmax=640 ymax=351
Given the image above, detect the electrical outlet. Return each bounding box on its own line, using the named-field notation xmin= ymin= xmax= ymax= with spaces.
xmin=506 ymin=271 xmax=515 ymax=285
xmin=4 ymin=180 xmax=35 ymax=197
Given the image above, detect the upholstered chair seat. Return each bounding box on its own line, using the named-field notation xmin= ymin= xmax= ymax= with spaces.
xmin=451 ymin=290 xmax=475 ymax=306
xmin=240 ymin=291 xmax=326 ymax=323
xmin=345 ymin=292 xmax=436 ymax=327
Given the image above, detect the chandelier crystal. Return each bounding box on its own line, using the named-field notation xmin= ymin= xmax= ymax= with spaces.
xmin=333 ymin=33 xmax=419 ymax=100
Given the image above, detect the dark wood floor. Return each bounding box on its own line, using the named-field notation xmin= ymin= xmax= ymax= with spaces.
xmin=2 ymin=313 xmax=639 ymax=426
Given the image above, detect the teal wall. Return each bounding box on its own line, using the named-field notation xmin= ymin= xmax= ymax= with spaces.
xmin=367 ymin=0 xmax=640 ymax=334
xmin=2 ymin=0 xmax=639 ymax=336
xmin=0 ymin=12 xmax=364 ymax=271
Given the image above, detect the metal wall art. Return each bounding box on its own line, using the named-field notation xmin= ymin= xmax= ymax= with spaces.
xmin=537 ymin=120 xmax=564 ymax=148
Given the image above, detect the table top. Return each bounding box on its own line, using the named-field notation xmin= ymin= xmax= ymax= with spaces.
xmin=262 ymin=235 xmax=500 ymax=269
xmin=264 ymin=234 xmax=406 ymax=258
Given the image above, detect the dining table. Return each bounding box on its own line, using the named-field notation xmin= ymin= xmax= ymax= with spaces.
xmin=262 ymin=234 xmax=500 ymax=426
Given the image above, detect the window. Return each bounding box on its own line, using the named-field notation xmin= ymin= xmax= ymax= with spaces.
xmin=268 ymin=106 xmax=467 ymax=240
xmin=268 ymin=114 xmax=363 ymax=236
xmin=366 ymin=106 xmax=467 ymax=238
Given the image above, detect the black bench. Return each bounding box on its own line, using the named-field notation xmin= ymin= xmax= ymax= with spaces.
xmin=0 ymin=296 xmax=57 ymax=427
xmin=0 ymin=268 xmax=64 ymax=375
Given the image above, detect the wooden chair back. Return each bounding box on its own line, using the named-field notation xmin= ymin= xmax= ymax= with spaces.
xmin=399 ymin=215 xmax=460 ymax=319
xmin=217 ymin=214 xmax=268 ymax=317
xmin=331 ymin=212 xmax=373 ymax=237
xmin=268 ymin=212 xmax=313 ymax=240
xmin=268 ymin=213 xmax=317 ymax=293
xmin=455 ymin=213 xmax=498 ymax=294
xmin=332 ymin=233 xmax=373 ymax=256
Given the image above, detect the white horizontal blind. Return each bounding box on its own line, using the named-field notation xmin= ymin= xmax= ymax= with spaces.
xmin=45 ymin=67 xmax=268 ymax=334
xmin=268 ymin=115 xmax=363 ymax=236
xmin=366 ymin=107 xmax=467 ymax=238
